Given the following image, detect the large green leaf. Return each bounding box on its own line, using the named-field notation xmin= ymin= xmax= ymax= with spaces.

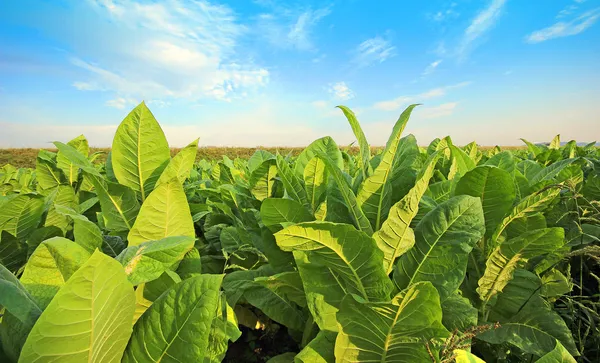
xmin=535 ymin=341 xmax=576 ymax=363
xmin=260 ymin=198 xmax=315 ymax=232
xmin=226 ymin=271 xmax=307 ymax=331
xmin=122 ymin=274 xmax=224 ymax=363
xmin=44 ymin=185 xmax=78 ymax=234
xmin=317 ymin=153 xmax=373 ymax=235
xmin=276 ymin=154 xmax=312 ymax=212
xmin=35 ymin=150 xmax=65 ymax=191
xmin=304 ymin=156 xmax=328 ymax=211
xmin=111 ymin=101 xmax=171 ymax=201
xmin=54 ymin=205 xmax=103 ymax=253
xmin=248 ymin=150 xmax=275 ymax=173
xmin=335 ymin=282 xmax=449 ymax=362
xmin=18 ymin=250 xmax=135 ymax=363
xmin=374 ymin=152 xmax=439 ymax=274
xmin=296 ymin=331 xmax=336 ymax=363
xmin=478 ymin=228 xmax=564 ymax=307
xmin=89 ymin=176 xmax=140 ymax=232
xmin=337 ymin=106 xmax=371 ymax=179
xmin=489 ymin=188 xmax=560 ymax=252
xmin=478 ymin=301 xmax=577 ymax=357
xmin=0 ymin=231 xmax=27 ymax=273
xmin=394 ymin=195 xmax=485 ymax=299
xmin=441 ymin=293 xmax=477 ymax=332
xmin=356 ymin=104 xmax=419 ymax=230
xmin=56 ymin=134 xmax=89 ymax=185
xmin=156 ymin=138 xmax=199 ymax=186
xmin=484 ymin=151 xmax=515 ymax=175
xmin=291 ymin=251 xmax=345 ymax=332
xmin=127 ymin=179 xmax=195 ymax=246
xmin=455 ymin=165 xmax=516 ymax=238
xmin=20 ymin=237 xmax=91 ymax=308
xmin=204 ymin=295 xmax=241 ymax=363
xmin=276 ymin=222 xmax=393 ymax=302
xmin=0 ymin=264 xmax=41 ymax=328
xmin=116 ymin=236 xmax=195 ymax=285
xmin=294 ymin=136 xmax=343 ymax=178
xmin=0 ymin=194 xmax=45 ymax=240
xmin=448 ymin=144 xmax=476 ymax=180
xmin=53 ymin=141 xmax=101 ymax=177
xmin=249 ymin=158 xmax=277 ymax=201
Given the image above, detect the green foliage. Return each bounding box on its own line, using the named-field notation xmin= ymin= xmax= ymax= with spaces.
xmin=1 ymin=101 xmax=598 ymax=363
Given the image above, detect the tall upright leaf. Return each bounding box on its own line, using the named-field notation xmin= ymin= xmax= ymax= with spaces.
xmin=374 ymin=152 xmax=439 ymax=274
xmin=127 ymin=179 xmax=194 ymax=246
xmin=111 ymin=102 xmax=171 ymax=201
xmin=19 ymin=251 xmax=135 ymax=363
xmin=357 ymin=104 xmax=419 ymax=230
xmin=156 ymin=138 xmax=199 ymax=186
xmin=276 ymin=154 xmax=312 ymax=212
xmin=337 ymin=106 xmax=371 ymax=179
xmin=304 ymin=156 xmax=328 ymax=211
xmin=318 ymin=153 xmax=373 ymax=235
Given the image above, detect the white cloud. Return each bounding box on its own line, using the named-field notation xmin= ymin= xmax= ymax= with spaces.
xmin=557 ymin=4 xmax=579 ymax=19
xmin=75 ymin=0 xmax=268 ymax=104
xmin=352 ymin=36 xmax=396 ymax=67
xmin=422 ymin=59 xmax=443 ymax=76
xmin=428 ymin=3 xmax=459 ymax=22
xmin=373 ymin=82 xmax=470 ymax=111
xmin=256 ymin=6 xmax=331 ymax=51
xmin=457 ymin=0 xmax=507 ymax=59
xmin=106 ymin=97 xmax=137 ymax=109
xmin=419 ymin=102 xmax=458 ymax=119
xmin=327 ymin=82 xmax=354 ymax=101
xmin=526 ymin=8 xmax=600 ymax=43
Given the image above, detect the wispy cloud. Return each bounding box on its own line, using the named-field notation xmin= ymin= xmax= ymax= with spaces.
xmin=420 ymin=102 xmax=459 ymax=119
xmin=525 ymin=8 xmax=600 ymax=43
xmin=427 ymin=2 xmax=460 ymax=22
xmin=328 ymin=82 xmax=354 ymax=101
xmin=75 ymin=0 xmax=268 ymax=104
xmin=106 ymin=97 xmax=137 ymax=109
xmin=256 ymin=6 xmax=331 ymax=51
xmin=373 ymin=82 xmax=470 ymax=111
xmin=422 ymin=59 xmax=443 ymax=76
xmin=457 ymin=0 xmax=507 ymax=59
xmin=352 ymin=35 xmax=396 ymax=67
xmin=557 ymin=4 xmax=579 ymax=19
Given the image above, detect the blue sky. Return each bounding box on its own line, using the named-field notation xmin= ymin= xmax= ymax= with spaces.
xmin=0 ymin=0 xmax=599 ymax=147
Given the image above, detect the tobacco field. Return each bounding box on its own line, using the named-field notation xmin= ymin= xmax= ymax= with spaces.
xmin=0 ymin=102 xmax=599 ymax=363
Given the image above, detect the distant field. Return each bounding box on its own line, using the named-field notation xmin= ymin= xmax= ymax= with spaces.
xmin=0 ymin=145 xmax=526 ymax=168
